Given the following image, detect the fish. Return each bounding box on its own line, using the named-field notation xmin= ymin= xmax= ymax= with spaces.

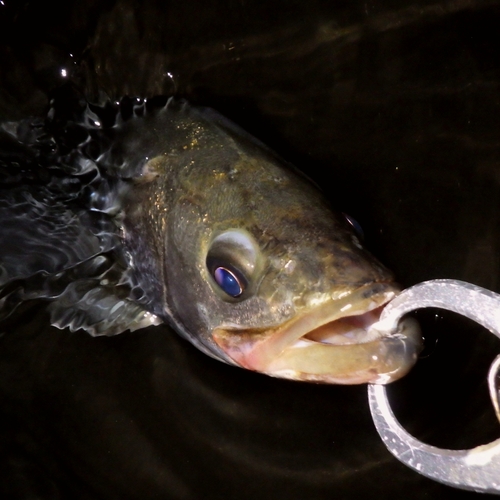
xmin=0 ymin=94 xmax=421 ymax=384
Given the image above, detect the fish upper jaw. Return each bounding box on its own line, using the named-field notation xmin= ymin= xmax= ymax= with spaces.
xmin=212 ymin=282 xmax=422 ymax=385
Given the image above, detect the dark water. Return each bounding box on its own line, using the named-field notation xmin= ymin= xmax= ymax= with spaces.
xmin=1 ymin=0 xmax=500 ymax=498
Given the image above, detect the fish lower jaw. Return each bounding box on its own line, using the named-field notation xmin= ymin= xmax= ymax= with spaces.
xmin=213 ymin=285 xmax=423 ymax=385
xmin=263 ymin=315 xmax=421 ymax=384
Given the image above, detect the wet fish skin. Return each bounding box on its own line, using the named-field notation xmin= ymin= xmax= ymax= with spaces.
xmin=115 ymin=99 xmax=420 ymax=381
xmin=0 ymin=96 xmax=421 ymax=383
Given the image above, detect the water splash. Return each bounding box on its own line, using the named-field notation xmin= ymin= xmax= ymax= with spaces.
xmin=0 ymin=89 xmax=164 ymax=335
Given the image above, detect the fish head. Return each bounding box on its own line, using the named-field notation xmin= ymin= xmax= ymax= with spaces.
xmin=148 ymin=103 xmax=422 ymax=384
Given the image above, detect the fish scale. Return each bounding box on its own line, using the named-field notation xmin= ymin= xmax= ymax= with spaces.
xmin=0 ymin=91 xmax=421 ymax=384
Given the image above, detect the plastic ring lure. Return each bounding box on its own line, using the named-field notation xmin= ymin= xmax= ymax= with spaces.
xmin=368 ymin=279 xmax=500 ymax=495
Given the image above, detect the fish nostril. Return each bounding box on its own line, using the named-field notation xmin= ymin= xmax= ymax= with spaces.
xmin=342 ymin=213 xmax=364 ymax=240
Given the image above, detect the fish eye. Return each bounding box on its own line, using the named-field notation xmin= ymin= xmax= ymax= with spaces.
xmin=206 ymin=229 xmax=261 ymax=301
xmin=343 ymin=213 xmax=364 ymax=240
xmin=213 ymin=266 xmax=244 ymax=297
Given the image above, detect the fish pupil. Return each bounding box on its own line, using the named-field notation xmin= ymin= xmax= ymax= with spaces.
xmin=214 ymin=267 xmax=243 ymax=297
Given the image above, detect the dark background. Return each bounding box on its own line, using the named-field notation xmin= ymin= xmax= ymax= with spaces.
xmin=1 ymin=0 xmax=500 ymax=498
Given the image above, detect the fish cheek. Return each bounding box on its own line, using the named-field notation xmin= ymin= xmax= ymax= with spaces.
xmin=164 ymin=198 xmax=297 ymax=349
xmin=162 ymin=198 xmax=248 ymax=357
xmin=164 ymin=199 xmax=209 ymax=327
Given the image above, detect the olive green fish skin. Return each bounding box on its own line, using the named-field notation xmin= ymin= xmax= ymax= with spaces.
xmin=120 ymin=100 xmax=398 ymax=368
xmin=0 ymin=97 xmax=418 ymax=382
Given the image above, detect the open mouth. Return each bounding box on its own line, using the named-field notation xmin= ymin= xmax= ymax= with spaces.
xmin=213 ymin=283 xmax=422 ymax=384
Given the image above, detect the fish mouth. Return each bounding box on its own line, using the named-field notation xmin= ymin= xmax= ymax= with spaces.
xmin=213 ymin=283 xmax=422 ymax=384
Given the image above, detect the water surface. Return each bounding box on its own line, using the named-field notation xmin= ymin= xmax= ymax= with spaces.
xmin=1 ymin=1 xmax=500 ymax=498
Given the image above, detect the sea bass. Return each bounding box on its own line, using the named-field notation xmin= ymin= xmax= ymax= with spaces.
xmin=0 ymin=96 xmax=421 ymax=384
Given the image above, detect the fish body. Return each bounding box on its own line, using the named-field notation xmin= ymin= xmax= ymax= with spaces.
xmin=0 ymin=96 xmax=421 ymax=384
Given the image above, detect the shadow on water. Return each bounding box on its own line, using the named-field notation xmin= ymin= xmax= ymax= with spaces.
xmin=2 ymin=0 xmax=500 ymax=498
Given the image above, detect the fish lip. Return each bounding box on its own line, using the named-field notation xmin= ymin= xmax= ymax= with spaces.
xmin=213 ymin=282 xmax=423 ymax=384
